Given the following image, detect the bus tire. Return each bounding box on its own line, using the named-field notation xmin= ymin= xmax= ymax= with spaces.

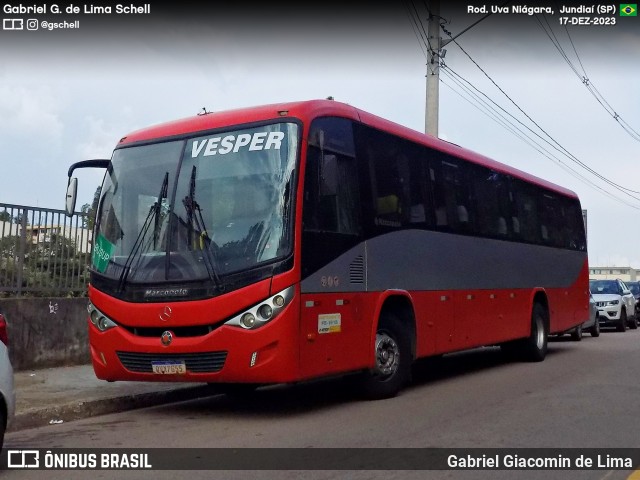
xmin=359 ymin=312 xmax=412 ymax=400
xmin=570 ymin=324 xmax=582 ymax=341
xmin=589 ymin=316 xmax=600 ymax=337
xmin=522 ymin=303 xmax=548 ymax=362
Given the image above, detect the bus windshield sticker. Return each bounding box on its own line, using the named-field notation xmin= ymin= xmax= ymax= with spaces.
xmin=93 ymin=233 xmax=115 ymax=273
xmin=318 ymin=313 xmax=341 ymax=334
xmin=191 ymin=131 xmax=285 ymax=158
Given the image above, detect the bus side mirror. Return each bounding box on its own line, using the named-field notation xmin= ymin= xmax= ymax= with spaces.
xmin=65 ymin=177 xmax=78 ymax=217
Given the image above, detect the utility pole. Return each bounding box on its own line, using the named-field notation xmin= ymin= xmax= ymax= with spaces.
xmin=424 ymin=0 xmax=502 ymax=136
xmin=425 ymin=0 xmax=441 ymax=137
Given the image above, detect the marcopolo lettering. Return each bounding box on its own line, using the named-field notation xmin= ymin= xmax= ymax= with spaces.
xmin=144 ymin=288 xmax=189 ymax=298
xmin=191 ymin=131 xmax=285 ymax=158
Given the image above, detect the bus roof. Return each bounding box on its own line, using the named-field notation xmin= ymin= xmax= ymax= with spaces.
xmin=118 ymin=99 xmax=578 ymax=199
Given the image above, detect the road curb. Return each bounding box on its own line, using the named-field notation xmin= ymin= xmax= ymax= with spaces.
xmin=9 ymin=385 xmax=216 ymax=432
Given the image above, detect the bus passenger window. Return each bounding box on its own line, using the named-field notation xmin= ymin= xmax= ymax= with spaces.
xmin=512 ymin=217 xmax=520 ymax=234
xmin=435 ymin=206 xmax=447 ymax=226
xmin=457 ymin=205 xmax=469 ymax=223
xmin=410 ymin=203 xmax=426 ymax=223
xmin=541 ymin=225 xmax=548 ymax=241
xmin=497 ymin=217 xmax=507 ymax=235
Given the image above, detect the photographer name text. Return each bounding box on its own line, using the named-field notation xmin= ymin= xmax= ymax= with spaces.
xmin=3 ymin=3 xmax=151 ymax=15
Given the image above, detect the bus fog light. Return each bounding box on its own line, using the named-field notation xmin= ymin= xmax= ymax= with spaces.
xmin=258 ymin=304 xmax=273 ymax=320
xmin=97 ymin=316 xmax=117 ymax=331
xmin=241 ymin=313 xmax=256 ymax=329
xmin=90 ymin=310 xmax=100 ymax=324
xmin=273 ymin=295 xmax=285 ymax=307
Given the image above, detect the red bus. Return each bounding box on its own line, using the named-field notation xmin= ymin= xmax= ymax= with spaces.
xmin=66 ymin=99 xmax=588 ymax=399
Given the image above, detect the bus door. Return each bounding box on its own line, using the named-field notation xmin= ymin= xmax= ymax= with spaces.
xmin=298 ymin=117 xmax=369 ymax=378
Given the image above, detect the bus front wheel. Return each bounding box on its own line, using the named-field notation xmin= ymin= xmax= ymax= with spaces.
xmin=359 ymin=313 xmax=412 ymax=400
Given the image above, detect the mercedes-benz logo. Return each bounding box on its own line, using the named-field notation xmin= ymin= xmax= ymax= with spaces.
xmin=159 ymin=306 xmax=172 ymax=322
xmin=160 ymin=330 xmax=173 ymax=346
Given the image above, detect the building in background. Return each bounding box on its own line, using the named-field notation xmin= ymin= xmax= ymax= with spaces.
xmin=589 ymin=267 xmax=640 ymax=282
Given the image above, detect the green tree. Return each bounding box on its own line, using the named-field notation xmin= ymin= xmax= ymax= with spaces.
xmin=81 ymin=186 xmax=102 ymax=230
xmin=0 ymin=211 xmax=11 ymax=222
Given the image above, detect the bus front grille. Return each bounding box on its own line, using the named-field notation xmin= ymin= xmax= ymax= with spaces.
xmin=116 ymin=351 xmax=228 ymax=373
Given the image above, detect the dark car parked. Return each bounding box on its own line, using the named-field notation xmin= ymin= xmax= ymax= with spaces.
xmin=626 ymin=281 xmax=640 ymax=319
xmin=564 ymin=291 xmax=600 ymax=340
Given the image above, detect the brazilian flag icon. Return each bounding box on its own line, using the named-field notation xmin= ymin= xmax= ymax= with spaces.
xmin=620 ymin=4 xmax=637 ymax=15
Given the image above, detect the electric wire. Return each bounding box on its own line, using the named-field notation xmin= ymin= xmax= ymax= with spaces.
xmin=535 ymin=11 xmax=640 ymax=142
xmin=405 ymin=2 xmax=430 ymax=60
xmin=405 ymin=6 xmax=640 ymax=207
xmin=439 ymin=71 xmax=640 ymax=209
xmin=442 ymin=60 xmax=640 ymax=203
xmin=443 ymin=32 xmax=640 ymax=198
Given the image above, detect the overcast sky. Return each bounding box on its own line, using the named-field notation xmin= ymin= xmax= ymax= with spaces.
xmin=1 ymin=1 xmax=639 ymax=267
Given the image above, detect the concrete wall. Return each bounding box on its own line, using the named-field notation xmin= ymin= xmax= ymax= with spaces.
xmin=0 ymin=297 xmax=89 ymax=371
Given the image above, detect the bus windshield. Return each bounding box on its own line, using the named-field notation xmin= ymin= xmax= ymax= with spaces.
xmin=93 ymin=122 xmax=298 ymax=288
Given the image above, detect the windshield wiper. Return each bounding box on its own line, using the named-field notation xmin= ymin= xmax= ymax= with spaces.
xmin=153 ymin=172 xmax=169 ymax=249
xmin=183 ymin=165 xmax=223 ymax=290
xmin=117 ymin=172 xmax=169 ymax=293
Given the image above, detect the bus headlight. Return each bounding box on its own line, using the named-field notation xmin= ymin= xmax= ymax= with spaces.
xmin=225 ymin=286 xmax=294 ymax=330
xmin=87 ymin=302 xmax=118 ymax=332
xmin=258 ymin=304 xmax=273 ymax=320
xmin=241 ymin=313 xmax=256 ymax=329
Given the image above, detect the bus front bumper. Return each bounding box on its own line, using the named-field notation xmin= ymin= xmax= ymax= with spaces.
xmin=89 ymin=318 xmax=298 ymax=384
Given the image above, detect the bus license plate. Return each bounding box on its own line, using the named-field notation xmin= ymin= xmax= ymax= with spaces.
xmin=151 ymin=361 xmax=186 ymax=375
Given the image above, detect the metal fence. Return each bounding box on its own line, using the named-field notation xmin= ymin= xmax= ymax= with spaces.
xmin=0 ymin=203 xmax=91 ymax=296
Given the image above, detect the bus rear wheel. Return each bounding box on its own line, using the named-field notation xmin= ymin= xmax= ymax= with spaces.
xmin=589 ymin=316 xmax=600 ymax=337
xmin=502 ymin=305 xmax=548 ymax=360
xmin=522 ymin=303 xmax=548 ymax=362
xmin=359 ymin=313 xmax=412 ymax=400
xmin=570 ymin=324 xmax=582 ymax=341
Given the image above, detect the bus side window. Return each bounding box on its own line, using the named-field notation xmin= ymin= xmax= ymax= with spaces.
xmin=432 ymin=175 xmax=448 ymax=227
xmin=512 ymin=217 xmax=520 ymax=235
xmin=497 ymin=217 xmax=507 ymax=235
xmin=431 ymin=157 xmax=473 ymax=234
xmin=511 ymin=179 xmax=540 ymax=244
xmin=304 ymin=118 xmax=360 ymax=236
xmin=457 ymin=205 xmax=469 ymax=223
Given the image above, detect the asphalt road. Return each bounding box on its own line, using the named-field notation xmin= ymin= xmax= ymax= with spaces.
xmin=4 ymin=327 xmax=640 ymax=480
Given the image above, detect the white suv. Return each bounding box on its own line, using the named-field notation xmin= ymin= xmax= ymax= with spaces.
xmin=0 ymin=313 xmax=15 ymax=450
xmin=589 ymin=279 xmax=638 ymax=332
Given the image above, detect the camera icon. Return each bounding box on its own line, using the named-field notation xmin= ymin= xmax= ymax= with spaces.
xmin=26 ymin=19 xmax=39 ymax=31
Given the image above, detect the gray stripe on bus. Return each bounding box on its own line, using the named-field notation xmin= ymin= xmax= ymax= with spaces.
xmin=300 ymin=229 xmax=586 ymax=294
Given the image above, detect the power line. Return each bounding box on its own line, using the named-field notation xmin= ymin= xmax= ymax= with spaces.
xmin=439 ymin=69 xmax=640 ymax=209
xmin=535 ymin=11 xmax=640 ymax=142
xmin=404 ymin=2 xmax=430 ymax=60
xmin=442 ymin=31 xmax=640 ymax=198
xmin=405 ymin=5 xmax=640 ymax=206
